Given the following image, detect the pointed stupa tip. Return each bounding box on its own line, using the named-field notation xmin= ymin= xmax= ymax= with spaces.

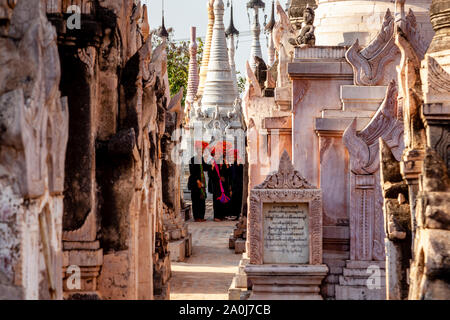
xmin=226 ymin=3 xmax=239 ymax=37
xmin=265 ymin=0 xmax=276 ymax=32
xmin=157 ymin=3 xmax=169 ymax=38
xmin=247 ymin=0 xmax=265 ymax=9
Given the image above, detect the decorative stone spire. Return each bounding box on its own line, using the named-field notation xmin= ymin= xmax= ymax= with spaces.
xmin=186 ymin=27 xmax=199 ymax=107
xmin=247 ymin=0 xmax=265 ymax=70
xmin=202 ymin=0 xmax=236 ymax=115
xmin=226 ymin=1 xmax=240 ymax=98
xmin=225 ymin=1 xmax=239 ymax=37
xmin=265 ymin=0 xmax=276 ymax=66
xmin=428 ymin=0 xmax=450 ymax=54
xmin=156 ymin=0 xmax=169 ymax=39
xmin=141 ymin=4 xmax=150 ymax=42
xmin=198 ymin=0 xmax=215 ymax=98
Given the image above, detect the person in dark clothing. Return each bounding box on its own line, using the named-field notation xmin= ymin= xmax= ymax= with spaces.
xmin=208 ymin=154 xmax=232 ymax=222
xmin=188 ymin=154 xmax=207 ymax=222
xmin=229 ymin=161 xmax=244 ymax=220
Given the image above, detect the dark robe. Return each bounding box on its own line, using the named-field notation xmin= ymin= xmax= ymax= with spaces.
xmin=188 ymin=156 xmax=207 ymax=220
xmin=230 ymin=162 xmax=244 ymax=218
xmin=208 ymin=161 xmax=231 ymax=220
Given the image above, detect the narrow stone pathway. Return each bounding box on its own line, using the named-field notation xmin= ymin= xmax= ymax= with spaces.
xmin=170 ymin=200 xmax=241 ymax=300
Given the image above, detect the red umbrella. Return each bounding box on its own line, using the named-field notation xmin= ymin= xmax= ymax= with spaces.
xmin=194 ymin=140 xmax=209 ymax=150
xmin=209 ymin=140 xmax=233 ymax=157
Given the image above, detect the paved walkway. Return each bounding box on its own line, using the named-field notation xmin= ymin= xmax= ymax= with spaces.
xmin=170 ymin=200 xmax=241 ymax=300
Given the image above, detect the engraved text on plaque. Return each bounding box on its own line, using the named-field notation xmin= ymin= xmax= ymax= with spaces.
xmin=263 ymin=203 xmax=309 ymax=264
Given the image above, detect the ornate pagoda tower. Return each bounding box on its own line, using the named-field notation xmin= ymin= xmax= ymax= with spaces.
xmin=201 ymin=0 xmax=238 ymax=116
xmin=186 ymin=0 xmax=245 ymax=150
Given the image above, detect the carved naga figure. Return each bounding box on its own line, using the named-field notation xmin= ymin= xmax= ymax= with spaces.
xmin=344 ymin=80 xmax=404 ymax=175
xmin=345 ymin=9 xmax=399 ymax=86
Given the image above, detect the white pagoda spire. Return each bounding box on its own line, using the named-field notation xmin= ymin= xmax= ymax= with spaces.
xmin=201 ymin=0 xmax=236 ymax=116
xmin=265 ymin=0 xmax=276 ymax=66
xmin=226 ymin=1 xmax=240 ymax=99
xmin=247 ymin=0 xmax=265 ymax=70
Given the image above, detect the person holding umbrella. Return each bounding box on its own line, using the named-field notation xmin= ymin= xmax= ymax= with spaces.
xmin=207 ymin=141 xmax=232 ymax=222
xmin=188 ymin=141 xmax=208 ymax=222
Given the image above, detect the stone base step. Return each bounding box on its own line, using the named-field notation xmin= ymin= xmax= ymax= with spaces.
xmin=343 ymin=268 xmax=386 ymax=278
xmin=228 ymin=277 xmax=241 ymax=300
xmin=235 ymin=272 xmax=248 ymax=289
xmin=228 ymin=276 xmax=250 ymax=300
xmin=345 ymin=260 xmax=386 ymax=269
xmin=229 ymin=235 xmax=235 ymax=249
xmin=185 ymin=233 xmax=192 ymax=258
xmin=339 ymin=275 xmax=386 ymax=286
xmin=168 ymin=239 xmax=187 ymax=262
xmin=335 ymin=285 xmax=386 ymax=300
xmin=235 ymin=239 xmax=246 ymax=254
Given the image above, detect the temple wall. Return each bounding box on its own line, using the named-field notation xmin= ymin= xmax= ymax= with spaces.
xmin=0 ymin=0 xmax=175 ymax=300
xmin=0 ymin=0 xmax=68 ymax=300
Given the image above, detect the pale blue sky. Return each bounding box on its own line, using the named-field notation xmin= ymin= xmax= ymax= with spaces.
xmin=143 ymin=0 xmax=271 ymax=76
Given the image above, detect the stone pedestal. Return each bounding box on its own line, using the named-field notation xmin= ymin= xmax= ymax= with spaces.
xmin=245 ymin=264 xmax=328 ymax=300
xmin=245 ymin=151 xmax=328 ymax=299
xmin=228 ymin=252 xmax=251 ymax=300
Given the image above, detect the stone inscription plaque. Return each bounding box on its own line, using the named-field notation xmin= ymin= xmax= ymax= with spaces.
xmin=263 ymin=203 xmax=309 ymax=264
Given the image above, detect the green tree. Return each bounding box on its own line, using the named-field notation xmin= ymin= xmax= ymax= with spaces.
xmin=236 ymin=71 xmax=246 ymax=95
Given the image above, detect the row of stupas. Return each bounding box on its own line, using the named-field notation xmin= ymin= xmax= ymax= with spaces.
xmin=185 ymin=0 xmax=269 ymax=142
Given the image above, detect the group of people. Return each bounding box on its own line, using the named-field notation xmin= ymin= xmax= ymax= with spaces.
xmin=188 ymin=147 xmax=243 ymax=222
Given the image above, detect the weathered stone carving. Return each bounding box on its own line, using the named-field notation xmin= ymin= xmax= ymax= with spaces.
xmin=255 ymin=150 xmax=315 ymax=189
xmin=272 ymin=1 xmax=295 ymax=110
xmin=245 ymin=60 xmax=262 ymax=98
xmin=226 ymin=98 xmax=245 ymax=131
xmin=395 ymin=1 xmax=429 ymax=246
xmin=249 ymin=151 xmax=323 ymax=265
xmin=273 ymin=0 xmax=296 ymax=57
xmin=287 ymin=0 xmax=317 ymax=30
xmin=254 ymin=56 xmax=268 ymax=90
xmin=422 ymin=55 xmax=450 ymax=96
xmin=346 ymin=9 xmax=400 ymax=86
xmin=403 ymin=0 xmax=450 ymax=300
xmin=288 ymin=5 xmax=315 ymax=47
xmin=396 ymin=2 xmax=428 ymax=61
xmin=343 ymin=80 xmax=404 ymax=261
xmin=344 ymin=81 xmax=403 ymax=173
xmin=292 ymin=80 xmax=309 ymax=111
xmin=78 ymin=46 xmax=96 ymax=77
xmin=0 ymin=0 xmax=67 ymax=300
